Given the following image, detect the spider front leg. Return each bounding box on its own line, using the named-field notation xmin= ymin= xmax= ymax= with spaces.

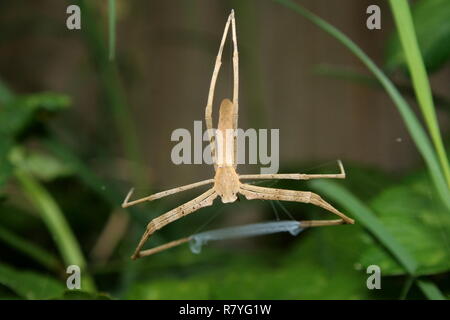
xmin=131 ymin=188 xmax=217 ymax=260
xmin=239 ymin=184 xmax=354 ymax=224
xmin=122 ymin=179 xmax=214 ymax=208
xmin=240 ymin=160 xmax=345 ymax=181
xmin=205 ymin=13 xmax=232 ymax=170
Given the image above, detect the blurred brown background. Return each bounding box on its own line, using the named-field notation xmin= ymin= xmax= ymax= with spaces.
xmin=1 ymin=0 xmax=449 ymax=191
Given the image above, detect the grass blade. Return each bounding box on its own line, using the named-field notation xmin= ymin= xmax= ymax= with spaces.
xmin=389 ymin=0 xmax=450 ymax=188
xmin=78 ymin=0 xmax=148 ymax=191
xmin=274 ymin=0 xmax=450 ymax=210
xmin=108 ymin=0 xmax=116 ymax=61
xmin=310 ymin=180 xmax=417 ymax=275
xmin=310 ymin=180 xmax=447 ymax=299
xmin=399 ymin=275 xmax=416 ymax=300
xmin=0 ymin=225 xmax=61 ymax=272
xmin=416 ymin=280 xmax=446 ymax=300
xmin=14 ymin=168 xmax=96 ymax=291
xmin=0 ymin=263 xmax=65 ymax=299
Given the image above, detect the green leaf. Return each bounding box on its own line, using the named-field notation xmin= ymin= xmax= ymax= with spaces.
xmin=0 ymin=263 xmax=65 ymax=299
xmin=0 ymin=92 xmax=71 ymax=138
xmin=310 ymin=180 xmax=418 ymax=275
xmin=386 ymin=0 xmax=450 ymax=73
xmin=0 ymin=225 xmax=61 ymax=272
xmin=17 ymin=151 xmax=74 ymax=182
xmin=416 ymin=280 xmax=446 ymax=300
xmin=12 ymin=149 xmax=96 ymax=292
xmin=388 ymin=0 xmax=450 ymax=188
xmin=310 ymin=180 xmax=446 ymax=299
xmin=361 ymin=180 xmax=450 ymax=276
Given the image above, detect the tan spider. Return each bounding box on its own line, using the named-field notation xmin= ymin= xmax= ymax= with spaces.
xmin=123 ymin=10 xmax=354 ymax=260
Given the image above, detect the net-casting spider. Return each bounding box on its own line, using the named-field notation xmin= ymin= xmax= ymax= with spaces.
xmin=122 ymin=10 xmax=354 ymax=260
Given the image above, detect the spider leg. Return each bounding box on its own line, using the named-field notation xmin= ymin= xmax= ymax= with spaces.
xmin=230 ymin=10 xmax=239 ymax=169
xmin=205 ymin=10 xmax=239 ymax=170
xmin=131 ymin=188 xmax=217 ymax=259
xmin=240 ymin=160 xmax=345 ymax=181
xmin=139 ymin=237 xmax=191 ymax=258
xmin=122 ymin=179 xmax=214 ymax=208
xmin=239 ymin=184 xmax=354 ymax=224
xmin=299 ymin=219 xmax=346 ymax=227
xmin=205 ymin=13 xmax=233 ymax=170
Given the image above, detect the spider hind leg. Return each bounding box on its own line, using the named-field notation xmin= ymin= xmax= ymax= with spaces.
xmin=239 ymin=184 xmax=354 ymax=224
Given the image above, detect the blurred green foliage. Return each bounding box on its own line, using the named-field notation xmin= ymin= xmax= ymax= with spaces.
xmin=0 ymin=263 xmax=65 ymax=299
xmin=386 ymin=0 xmax=450 ymax=73
xmin=362 ymin=174 xmax=450 ymax=276
xmin=0 ymin=0 xmax=450 ymax=300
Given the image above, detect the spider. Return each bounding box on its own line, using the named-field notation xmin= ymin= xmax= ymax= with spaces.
xmin=122 ymin=10 xmax=354 ymax=260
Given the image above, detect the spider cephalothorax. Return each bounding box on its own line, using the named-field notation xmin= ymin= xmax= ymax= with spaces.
xmin=122 ymin=10 xmax=354 ymax=260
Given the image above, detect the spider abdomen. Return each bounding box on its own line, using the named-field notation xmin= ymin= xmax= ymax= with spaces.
xmin=214 ymin=167 xmax=240 ymax=203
